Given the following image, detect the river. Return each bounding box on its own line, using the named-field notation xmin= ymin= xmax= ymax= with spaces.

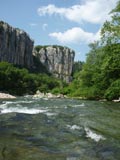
xmin=0 ymin=96 xmax=120 ymax=160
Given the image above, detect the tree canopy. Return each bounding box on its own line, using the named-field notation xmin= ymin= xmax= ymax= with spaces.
xmin=0 ymin=62 xmax=61 ymax=95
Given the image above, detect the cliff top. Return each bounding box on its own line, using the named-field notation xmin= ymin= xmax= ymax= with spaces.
xmin=34 ymin=45 xmax=75 ymax=53
xmin=0 ymin=20 xmax=34 ymax=42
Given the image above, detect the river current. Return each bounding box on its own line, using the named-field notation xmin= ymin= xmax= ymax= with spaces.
xmin=0 ymin=96 xmax=120 ymax=160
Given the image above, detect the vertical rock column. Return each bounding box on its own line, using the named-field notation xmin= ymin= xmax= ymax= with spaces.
xmin=33 ymin=45 xmax=75 ymax=83
xmin=0 ymin=21 xmax=34 ymax=68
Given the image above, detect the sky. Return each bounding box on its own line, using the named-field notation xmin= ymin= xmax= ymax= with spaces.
xmin=0 ymin=0 xmax=118 ymax=61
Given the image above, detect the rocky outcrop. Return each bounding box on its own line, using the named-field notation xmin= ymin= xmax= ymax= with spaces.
xmin=33 ymin=45 xmax=75 ymax=82
xmin=0 ymin=21 xmax=34 ymax=68
xmin=33 ymin=90 xmax=66 ymax=99
xmin=0 ymin=92 xmax=16 ymax=99
xmin=112 ymin=97 xmax=120 ymax=102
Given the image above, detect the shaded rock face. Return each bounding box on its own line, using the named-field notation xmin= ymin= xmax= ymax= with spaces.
xmin=0 ymin=21 xmax=34 ymax=68
xmin=33 ymin=46 xmax=75 ymax=82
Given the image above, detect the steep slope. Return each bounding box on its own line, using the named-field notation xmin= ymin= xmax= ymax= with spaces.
xmin=0 ymin=21 xmax=34 ymax=68
xmin=33 ymin=45 xmax=75 ymax=82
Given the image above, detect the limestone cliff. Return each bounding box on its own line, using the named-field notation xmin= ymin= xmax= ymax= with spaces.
xmin=0 ymin=21 xmax=34 ymax=68
xmin=0 ymin=21 xmax=75 ymax=82
xmin=33 ymin=45 xmax=75 ymax=82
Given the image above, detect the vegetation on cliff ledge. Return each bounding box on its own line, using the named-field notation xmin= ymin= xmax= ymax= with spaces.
xmin=34 ymin=45 xmax=71 ymax=53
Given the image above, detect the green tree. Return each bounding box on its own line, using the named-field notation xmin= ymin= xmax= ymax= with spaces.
xmin=0 ymin=61 xmax=61 ymax=96
xmin=101 ymin=1 xmax=120 ymax=44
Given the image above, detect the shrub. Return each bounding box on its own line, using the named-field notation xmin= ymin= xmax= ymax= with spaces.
xmin=105 ymin=79 xmax=120 ymax=100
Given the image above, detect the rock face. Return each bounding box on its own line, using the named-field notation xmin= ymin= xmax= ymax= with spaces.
xmin=0 ymin=21 xmax=75 ymax=82
xmin=33 ymin=45 xmax=75 ymax=82
xmin=0 ymin=21 xmax=34 ymax=68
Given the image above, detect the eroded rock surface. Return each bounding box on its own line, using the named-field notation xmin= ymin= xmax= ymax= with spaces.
xmin=33 ymin=46 xmax=75 ymax=82
xmin=0 ymin=21 xmax=34 ymax=68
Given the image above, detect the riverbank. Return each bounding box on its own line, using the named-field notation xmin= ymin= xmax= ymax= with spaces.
xmin=0 ymin=92 xmax=16 ymax=99
xmin=33 ymin=90 xmax=66 ymax=99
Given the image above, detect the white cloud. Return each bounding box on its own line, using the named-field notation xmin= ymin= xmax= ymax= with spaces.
xmin=42 ymin=23 xmax=48 ymax=30
xmin=37 ymin=0 xmax=117 ymax=24
xmin=49 ymin=27 xmax=101 ymax=44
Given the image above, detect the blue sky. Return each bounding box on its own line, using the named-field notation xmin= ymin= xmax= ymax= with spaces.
xmin=0 ymin=0 xmax=118 ymax=61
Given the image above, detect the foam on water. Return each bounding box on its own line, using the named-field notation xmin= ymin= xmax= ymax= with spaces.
xmin=73 ymin=103 xmax=85 ymax=107
xmin=45 ymin=112 xmax=57 ymax=116
xmin=1 ymin=101 xmax=13 ymax=106
xmin=0 ymin=107 xmax=48 ymax=114
xmin=0 ymin=101 xmax=48 ymax=114
xmin=67 ymin=125 xmax=81 ymax=130
xmin=0 ymin=100 xmax=33 ymax=107
xmin=67 ymin=157 xmax=78 ymax=160
xmin=85 ymin=127 xmax=106 ymax=142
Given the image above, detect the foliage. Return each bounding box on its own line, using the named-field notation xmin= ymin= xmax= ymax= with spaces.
xmin=32 ymin=55 xmax=50 ymax=74
xmin=101 ymin=1 xmax=120 ymax=44
xmin=72 ymin=61 xmax=84 ymax=76
xmin=0 ymin=61 xmax=61 ymax=95
xmin=34 ymin=45 xmax=71 ymax=52
xmin=67 ymin=42 xmax=120 ymax=100
xmin=104 ymin=79 xmax=120 ymax=100
xmin=34 ymin=45 xmax=48 ymax=52
xmin=64 ymin=1 xmax=120 ymax=100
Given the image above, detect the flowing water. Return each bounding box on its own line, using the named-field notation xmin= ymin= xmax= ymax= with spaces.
xmin=0 ymin=96 xmax=120 ymax=160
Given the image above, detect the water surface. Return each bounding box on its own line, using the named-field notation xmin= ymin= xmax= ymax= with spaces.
xmin=0 ymin=96 xmax=120 ymax=160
